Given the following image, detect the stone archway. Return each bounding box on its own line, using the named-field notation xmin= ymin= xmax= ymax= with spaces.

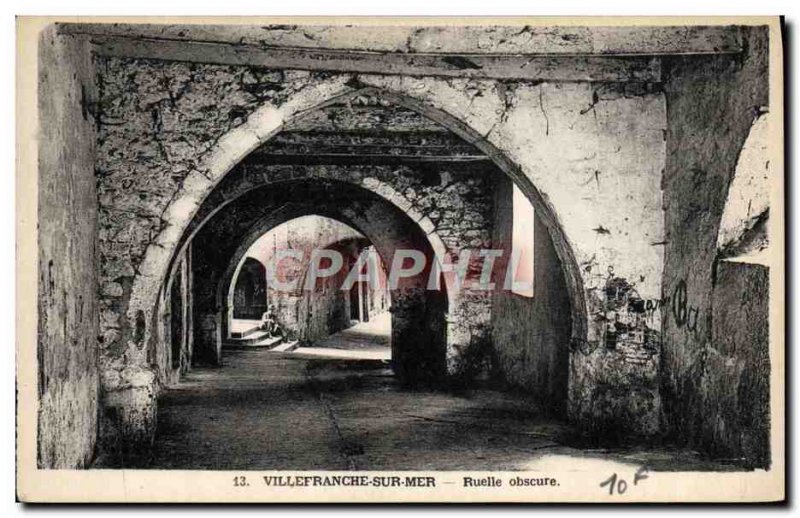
xmin=101 ymin=76 xmax=589 ymax=451
xmin=222 ymin=219 xmax=383 ymax=347
xmin=190 ymin=179 xmax=449 ymax=382
xmin=130 ymin=83 xmax=587 ymax=367
xmin=148 ymin=86 xmax=589 ymax=383
xmin=34 ymin=21 xmax=778 ymax=474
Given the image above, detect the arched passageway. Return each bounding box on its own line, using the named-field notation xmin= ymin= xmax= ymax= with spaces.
xmin=186 ymin=178 xmax=449 ymax=383
xmin=225 ymin=217 xmax=393 ymax=357
xmin=102 ymin=80 xmax=586 ymax=465
xmin=158 ymin=90 xmax=579 ymax=392
xmin=289 ymin=235 xmax=391 ymax=345
xmin=34 ymin=22 xmax=776 ymax=476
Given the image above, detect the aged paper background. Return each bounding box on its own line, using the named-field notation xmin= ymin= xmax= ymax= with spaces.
xmin=16 ymin=15 xmax=785 ymax=503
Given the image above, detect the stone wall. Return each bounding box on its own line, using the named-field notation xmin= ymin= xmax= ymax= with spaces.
xmin=660 ymin=26 xmax=770 ymax=464
xmin=487 ymin=81 xmax=666 ymax=437
xmin=294 ymin=240 xmax=361 ymax=345
xmin=94 ymin=57 xmax=320 ymax=376
xmin=283 ymin=240 xmax=392 ymax=345
xmin=36 ymin=28 xmax=99 ymax=468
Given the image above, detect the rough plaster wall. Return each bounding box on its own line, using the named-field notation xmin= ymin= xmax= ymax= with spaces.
xmin=490 ymin=176 xmax=571 ymax=415
xmin=37 ymin=28 xmax=99 ymax=468
xmin=95 ymin=55 xmax=667 ymax=445
xmin=465 ymin=80 xmax=665 ymax=435
xmin=661 ymin=26 xmax=769 ymax=459
xmin=297 ymin=262 xmax=354 ymax=344
xmin=717 ymin=112 xmax=771 ymax=258
xmin=709 ymin=261 xmax=770 ymax=468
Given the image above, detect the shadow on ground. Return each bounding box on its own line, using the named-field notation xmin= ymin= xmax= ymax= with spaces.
xmin=97 ymin=347 xmax=751 ymax=472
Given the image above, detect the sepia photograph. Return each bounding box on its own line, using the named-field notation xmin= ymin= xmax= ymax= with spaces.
xmin=15 ymin=15 xmax=785 ymax=503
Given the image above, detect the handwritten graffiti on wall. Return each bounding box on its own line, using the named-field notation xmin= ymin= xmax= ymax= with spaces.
xmin=637 ymin=279 xmax=703 ymax=337
xmin=580 ymin=267 xmax=706 ymax=355
xmin=587 ymin=271 xmax=704 ymax=352
xmin=669 ymin=279 xmax=701 ymax=333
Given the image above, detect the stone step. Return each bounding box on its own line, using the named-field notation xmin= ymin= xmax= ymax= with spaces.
xmin=271 ymin=340 xmax=300 ymax=352
xmin=236 ymin=329 xmax=273 ymax=345
xmin=230 ymin=325 xmax=263 ymax=339
xmin=224 ymin=334 xmax=283 ymax=349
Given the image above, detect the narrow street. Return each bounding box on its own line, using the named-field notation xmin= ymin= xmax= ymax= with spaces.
xmin=143 ymin=324 xmax=737 ymax=471
xmin=293 ymin=311 xmax=392 ymax=360
xmin=147 ymin=347 xmax=565 ymax=470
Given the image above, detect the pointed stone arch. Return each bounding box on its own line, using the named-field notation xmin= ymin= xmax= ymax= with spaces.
xmin=110 ymin=74 xmax=590 ymax=453
xmin=138 ymin=80 xmax=587 ymax=365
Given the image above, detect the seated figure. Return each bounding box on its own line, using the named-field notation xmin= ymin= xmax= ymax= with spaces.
xmin=260 ymin=304 xmax=282 ymax=337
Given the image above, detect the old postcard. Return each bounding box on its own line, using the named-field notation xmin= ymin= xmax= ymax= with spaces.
xmin=16 ymin=16 xmax=785 ymax=503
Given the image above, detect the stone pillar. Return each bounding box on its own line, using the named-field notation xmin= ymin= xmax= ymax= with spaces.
xmin=99 ymin=364 xmax=157 ymax=466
